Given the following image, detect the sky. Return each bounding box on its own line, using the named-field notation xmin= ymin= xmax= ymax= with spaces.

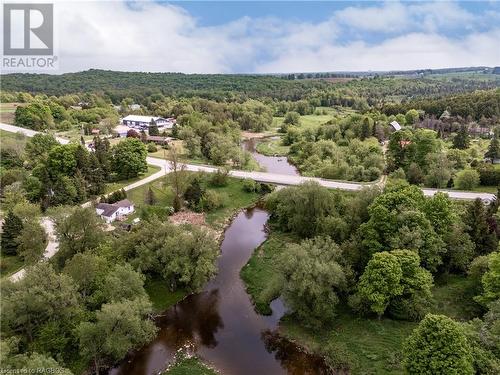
xmin=3 ymin=0 xmax=500 ymax=73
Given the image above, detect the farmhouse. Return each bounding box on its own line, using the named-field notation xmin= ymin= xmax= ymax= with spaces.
xmin=95 ymin=199 xmax=134 ymax=223
xmin=121 ymin=115 xmax=175 ymax=130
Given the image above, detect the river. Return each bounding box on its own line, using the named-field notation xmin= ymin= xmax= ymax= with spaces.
xmin=110 ymin=207 xmax=330 ymax=375
xmin=242 ymin=138 xmax=299 ymax=176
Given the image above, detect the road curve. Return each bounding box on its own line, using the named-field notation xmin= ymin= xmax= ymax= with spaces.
xmin=9 ymin=218 xmax=58 ymax=282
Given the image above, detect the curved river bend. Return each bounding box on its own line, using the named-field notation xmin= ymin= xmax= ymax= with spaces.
xmin=242 ymin=138 xmax=299 ymax=176
xmin=110 ymin=208 xmax=329 ymax=375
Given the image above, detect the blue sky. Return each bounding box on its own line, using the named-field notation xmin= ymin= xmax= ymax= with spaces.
xmin=11 ymin=1 xmax=500 ymax=73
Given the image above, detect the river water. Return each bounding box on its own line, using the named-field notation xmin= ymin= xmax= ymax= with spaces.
xmin=242 ymin=138 xmax=299 ymax=176
xmin=110 ymin=208 xmax=330 ymax=375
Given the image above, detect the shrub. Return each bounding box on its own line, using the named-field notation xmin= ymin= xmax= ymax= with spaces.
xmin=455 ymin=169 xmax=480 ymax=190
xmin=209 ymin=168 xmax=229 ymax=187
xmin=199 ymin=190 xmax=226 ymax=211
xmin=242 ymin=178 xmax=259 ymax=193
xmin=147 ymin=142 xmax=157 ymax=153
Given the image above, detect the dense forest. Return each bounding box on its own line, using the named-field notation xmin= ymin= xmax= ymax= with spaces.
xmin=2 ymin=69 xmax=499 ymax=104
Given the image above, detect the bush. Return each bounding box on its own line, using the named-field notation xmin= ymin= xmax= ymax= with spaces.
xmin=242 ymin=178 xmax=259 ymax=193
xmin=209 ymin=168 xmax=229 ymax=187
xmin=147 ymin=142 xmax=157 ymax=153
xmin=477 ymin=166 xmax=500 ymax=186
xmin=455 ymin=169 xmax=480 ymax=190
xmin=199 ymin=190 xmax=226 ymax=211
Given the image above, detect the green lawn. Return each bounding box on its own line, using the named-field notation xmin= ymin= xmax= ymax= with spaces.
xmin=431 ymin=274 xmax=481 ymax=321
xmin=163 ymin=357 xmax=217 ymax=375
xmin=124 ymin=173 xmax=261 ymax=230
xmin=241 ymin=231 xmax=296 ymax=314
xmin=281 ymin=312 xmax=416 ymax=375
xmin=0 ymin=254 xmax=24 ymax=278
xmin=105 ymin=165 xmax=161 ymax=193
xmin=145 ymin=277 xmax=187 ymax=313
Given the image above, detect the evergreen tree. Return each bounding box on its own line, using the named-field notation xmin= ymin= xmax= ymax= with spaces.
xmin=144 ymin=187 xmax=156 ymax=205
xmin=452 ymin=126 xmax=470 ymax=150
xmin=485 ymin=136 xmax=500 ymax=160
xmin=1 ymin=211 xmax=24 ymax=255
xmin=465 ymin=199 xmax=498 ymax=255
xmin=148 ymin=119 xmax=159 ymax=136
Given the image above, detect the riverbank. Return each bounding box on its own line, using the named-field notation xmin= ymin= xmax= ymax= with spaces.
xmin=241 ymin=228 xmax=483 ymax=374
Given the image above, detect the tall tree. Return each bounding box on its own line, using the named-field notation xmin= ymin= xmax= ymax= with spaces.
xmin=452 ymin=125 xmax=470 ymax=150
xmin=464 ymin=199 xmax=498 ymax=256
xmin=168 ymin=144 xmax=188 ymax=212
xmin=16 ymin=220 xmax=47 ymax=264
xmin=1 ymin=211 xmax=24 ymax=255
xmin=485 ymin=136 xmax=500 ymax=160
xmin=111 ymin=138 xmax=148 ymax=179
xmin=279 ymin=237 xmax=351 ymax=327
xmin=354 ymin=252 xmax=403 ymax=318
xmin=77 ymin=298 xmax=157 ymax=375
xmin=148 ymin=119 xmax=159 ymax=136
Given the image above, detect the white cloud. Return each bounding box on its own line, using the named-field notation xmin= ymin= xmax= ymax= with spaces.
xmin=10 ymin=0 xmax=499 ymax=73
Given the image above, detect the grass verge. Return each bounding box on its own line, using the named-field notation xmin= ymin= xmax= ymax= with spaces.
xmin=163 ymin=357 xmax=217 ymax=375
xmin=144 ymin=277 xmax=187 ymax=313
xmin=105 ymin=165 xmax=161 ymax=193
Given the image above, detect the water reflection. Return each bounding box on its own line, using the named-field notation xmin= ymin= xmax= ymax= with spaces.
xmin=242 ymin=138 xmax=299 ymax=176
xmin=110 ymin=208 xmax=330 ymax=375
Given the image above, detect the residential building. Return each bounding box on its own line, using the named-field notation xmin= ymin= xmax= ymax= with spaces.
xmin=121 ymin=115 xmax=175 ymax=130
xmin=95 ymin=199 xmax=134 ymax=223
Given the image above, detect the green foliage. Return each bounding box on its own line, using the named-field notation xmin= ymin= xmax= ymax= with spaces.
xmin=14 ymin=102 xmax=54 ymax=130
xmin=452 ymin=126 xmax=470 ymax=150
xmin=111 ymin=137 xmax=148 ymax=179
xmin=485 ymin=136 xmax=500 ymax=160
xmin=118 ymin=218 xmax=218 ymax=292
xmin=1 ymin=210 xmax=23 ymax=255
xmin=354 ymin=252 xmax=404 ymax=317
xmin=76 ymin=297 xmax=157 ymax=372
xmin=474 ymin=251 xmax=500 ymax=306
xmin=464 ymin=199 xmax=498 ymax=256
xmin=1 ymin=262 xmax=81 ymax=346
xmin=54 ymin=207 xmax=105 ymax=267
xmin=455 ymin=169 xmax=480 ymax=190
xmin=16 ymin=220 xmax=47 ymax=264
xmin=403 ymin=314 xmax=474 ymax=375
xmin=279 ymin=237 xmax=351 ymax=327
xmin=283 ymin=111 xmax=301 ymax=126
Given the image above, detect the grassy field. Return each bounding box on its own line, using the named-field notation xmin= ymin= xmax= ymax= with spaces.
xmin=105 ymin=165 xmax=161 ymax=193
xmin=163 ymin=357 xmax=217 ymax=375
xmin=144 ymin=277 xmax=187 ymax=313
xmin=0 ymin=254 xmax=24 ymax=279
xmin=0 ymin=103 xmax=20 ymax=124
xmin=124 ymin=173 xmax=261 ymax=229
xmin=241 ymin=228 xmax=481 ymax=374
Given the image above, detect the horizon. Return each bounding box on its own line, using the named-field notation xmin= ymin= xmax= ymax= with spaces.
xmin=1 ymin=0 xmax=499 ymax=74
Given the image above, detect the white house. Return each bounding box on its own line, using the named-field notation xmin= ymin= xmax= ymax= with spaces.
xmin=390 ymin=121 xmax=402 ymax=131
xmin=121 ymin=115 xmax=173 ymax=130
xmin=95 ymin=199 xmax=135 ymax=223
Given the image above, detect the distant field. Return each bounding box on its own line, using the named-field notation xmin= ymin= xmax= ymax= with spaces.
xmin=0 ymin=102 xmax=21 ymax=124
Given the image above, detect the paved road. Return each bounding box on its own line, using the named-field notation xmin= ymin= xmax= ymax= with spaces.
xmin=2 ymin=122 xmax=495 ymax=202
